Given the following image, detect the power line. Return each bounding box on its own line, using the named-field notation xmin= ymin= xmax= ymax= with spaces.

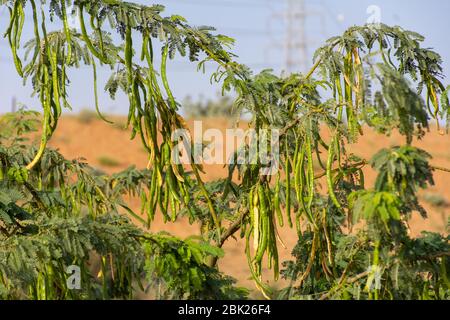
xmin=319 ymin=0 xmax=346 ymax=32
xmin=0 ymin=55 xmax=282 ymax=72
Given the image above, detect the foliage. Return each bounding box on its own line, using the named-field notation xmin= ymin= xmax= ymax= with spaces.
xmin=279 ymin=147 xmax=449 ymax=300
xmin=143 ymin=233 xmax=248 ymax=299
xmin=423 ymin=193 xmax=449 ymax=208
xmin=97 ymin=155 xmax=121 ymax=167
xmin=77 ymin=109 xmax=101 ymax=124
xmin=349 ymin=190 xmax=402 ymax=232
xmin=183 ymin=95 xmax=236 ymax=119
xmin=370 ymin=146 xmax=434 ymax=216
xmin=1 ymin=0 xmax=449 ymax=300
xmin=0 ymin=110 xmax=246 ymax=300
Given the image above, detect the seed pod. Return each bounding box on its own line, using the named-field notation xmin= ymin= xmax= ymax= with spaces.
xmin=50 ymin=47 xmax=62 ymax=118
xmin=274 ymin=173 xmax=284 ymax=227
xmin=326 ymin=138 xmax=342 ymax=209
xmin=252 ymin=187 xmax=260 ymax=251
xmin=78 ymin=4 xmax=108 ymax=64
xmin=61 ymin=0 xmax=72 ymax=64
xmin=295 ymin=143 xmax=306 ymax=214
xmin=358 ymin=168 xmax=365 ymax=188
xmin=284 ymin=139 xmax=293 ymax=228
xmin=170 ymin=192 xmax=177 ymax=222
xmin=268 ymin=213 xmax=279 ymax=280
xmin=26 ymin=0 xmax=40 ymax=75
xmin=159 ymin=181 xmax=170 ymax=222
xmin=253 ymin=213 xmax=268 ymax=264
xmin=6 ymin=2 xmax=24 ymax=77
xmin=161 ymin=44 xmax=177 ymax=110
xmin=254 ymin=184 xmax=269 ymax=263
xmin=306 ymin=134 xmax=314 ymax=209
xmin=92 ymin=58 xmax=112 ymax=123
xmin=140 ymin=191 xmax=147 ymax=215
xmin=166 ymin=168 xmax=181 ymax=203
xmin=147 ymin=168 xmax=158 ymax=225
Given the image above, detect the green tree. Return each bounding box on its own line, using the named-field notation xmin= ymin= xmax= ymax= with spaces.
xmin=0 ymin=0 xmax=449 ymax=300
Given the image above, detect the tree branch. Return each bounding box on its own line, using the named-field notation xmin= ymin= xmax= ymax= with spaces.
xmin=208 ymin=209 xmax=248 ymax=267
xmin=431 ymin=165 xmax=450 ymax=173
xmin=314 ymin=160 xmax=367 ymax=179
xmin=319 ymin=270 xmax=370 ymax=300
xmin=219 ymin=210 xmax=249 ymax=247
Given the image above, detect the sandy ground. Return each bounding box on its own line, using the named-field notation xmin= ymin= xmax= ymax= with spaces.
xmin=39 ymin=114 xmax=450 ymax=293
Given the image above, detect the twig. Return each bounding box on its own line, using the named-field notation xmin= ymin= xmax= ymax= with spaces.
xmin=208 ymin=209 xmax=248 ymax=267
xmin=314 ymin=160 xmax=367 ymax=179
xmin=319 ymin=270 xmax=370 ymax=300
xmin=431 ymin=165 xmax=450 ymax=173
xmin=219 ymin=210 xmax=248 ymax=248
xmin=420 ymin=251 xmax=450 ymax=259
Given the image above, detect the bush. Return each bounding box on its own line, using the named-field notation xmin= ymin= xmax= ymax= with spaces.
xmin=98 ymin=156 xmax=121 ymax=167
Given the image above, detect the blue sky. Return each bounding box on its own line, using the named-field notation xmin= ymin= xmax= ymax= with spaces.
xmin=1 ymin=0 xmax=450 ymax=114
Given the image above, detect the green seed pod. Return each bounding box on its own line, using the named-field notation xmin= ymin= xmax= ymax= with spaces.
xmin=274 ymin=173 xmax=284 ymax=227
xmin=285 ymin=138 xmax=293 ymax=228
xmin=327 ymin=138 xmax=342 ymax=210
xmin=161 ymin=44 xmax=177 ymax=110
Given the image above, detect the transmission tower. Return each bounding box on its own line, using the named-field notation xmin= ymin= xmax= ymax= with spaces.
xmin=267 ymin=0 xmax=326 ymax=74
xmin=285 ymin=0 xmax=307 ymax=73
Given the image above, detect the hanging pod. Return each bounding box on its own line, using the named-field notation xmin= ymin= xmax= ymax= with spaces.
xmin=326 ymin=137 xmax=342 ymax=210
xmin=146 ymin=167 xmax=159 ymax=226
xmin=162 ymin=143 xmax=182 ymax=203
xmin=78 ymin=3 xmax=109 ymax=64
xmin=249 ymin=185 xmax=259 ymax=252
xmin=294 ymin=139 xmax=312 ymax=226
xmin=305 ymin=133 xmax=314 ymax=208
xmin=50 ymin=45 xmax=62 ymax=120
xmin=124 ymin=19 xmax=138 ymax=134
xmin=60 ymin=0 xmax=72 ymax=64
xmin=161 ymin=44 xmax=177 ymax=111
xmin=24 ymin=0 xmax=40 ymax=76
xmin=244 ymin=226 xmax=271 ymax=299
xmin=284 ymin=136 xmax=293 ymax=228
xmin=249 ymin=183 xmax=277 ymax=275
xmin=24 ymin=7 xmax=58 ymax=170
xmin=159 ymin=180 xmax=170 ymax=223
xmin=5 ymin=1 xmax=25 ymax=77
xmin=91 ymin=57 xmax=113 ymax=123
xmin=273 ymin=172 xmax=284 ymax=227
xmin=27 ymin=68 xmax=51 ymax=170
